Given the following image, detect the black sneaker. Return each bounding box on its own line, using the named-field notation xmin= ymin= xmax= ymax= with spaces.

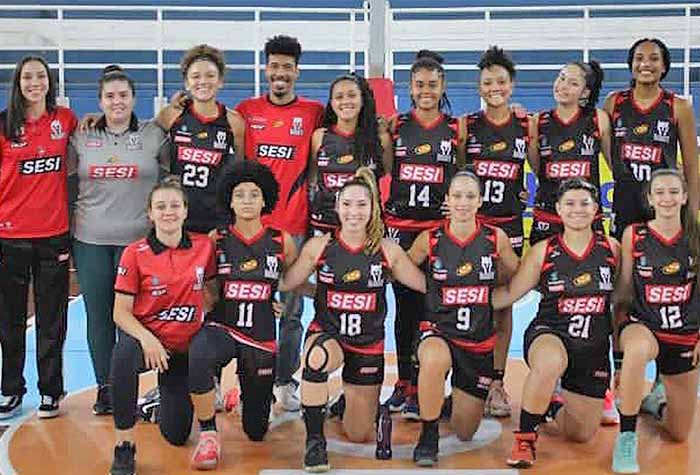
xmin=327 ymin=393 xmax=345 ymax=420
xmin=303 ymin=436 xmax=330 ymax=473
xmin=0 ymin=395 xmax=22 ymax=420
xmin=137 ymin=387 xmax=160 ymax=423
xmin=38 ymin=394 xmax=63 ymax=419
xmin=413 ymin=421 xmax=439 ymax=467
xmin=375 ymin=405 xmax=393 ymax=460
xmin=93 ymin=384 xmax=113 ymax=416
xmin=110 ymin=441 xmax=136 ymax=475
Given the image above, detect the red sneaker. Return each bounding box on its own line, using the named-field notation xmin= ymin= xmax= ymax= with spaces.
xmin=224 ymin=387 xmax=240 ymax=413
xmin=601 ymin=389 xmax=620 ymax=426
xmin=506 ymin=431 xmax=537 ymax=468
xmin=191 ymin=431 xmax=221 ymax=470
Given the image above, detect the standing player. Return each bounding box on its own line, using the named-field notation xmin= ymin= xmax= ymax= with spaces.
xmin=309 ymin=73 xmax=392 ymax=236
xmin=383 ymin=50 xmax=466 ymax=419
xmin=109 ymin=178 xmax=216 ymax=475
xmin=466 ymin=45 xmax=531 ymax=419
xmin=493 ymin=179 xmax=619 ymax=469
xmin=407 ymin=171 xmax=519 ymax=466
xmin=0 ymin=56 xmax=77 ymax=419
xmin=236 ymin=35 xmax=325 ymax=411
xmin=603 ymin=37 xmax=698 ymax=421
xmin=530 ymin=60 xmax=611 ymax=244
xmin=187 ymin=160 xmax=297 ymax=470
xmin=280 ymin=168 xmax=425 ymax=472
xmin=611 ymin=169 xmax=699 ymax=474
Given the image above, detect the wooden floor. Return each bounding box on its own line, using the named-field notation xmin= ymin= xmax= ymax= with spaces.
xmin=9 ymin=358 xmax=699 ymax=475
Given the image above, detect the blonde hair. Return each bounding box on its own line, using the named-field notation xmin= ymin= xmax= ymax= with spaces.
xmin=338 ymin=167 xmax=384 ymax=255
xmin=147 ymin=176 xmax=188 ymax=212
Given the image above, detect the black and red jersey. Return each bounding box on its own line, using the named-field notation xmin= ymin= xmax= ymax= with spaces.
xmin=630 ymin=223 xmax=700 ymax=341
xmin=169 ymin=102 xmax=235 ymax=234
xmin=115 ymin=231 xmax=216 ymax=352
xmin=310 ymin=236 xmax=389 ymax=353
xmin=423 ymin=222 xmax=499 ymax=352
xmin=385 ymin=112 xmax=460 ymax=230
xmin=610 ymin=89 xmax=678 ymax=210
xmin=0 ymin=106 xmax=77 ymax=238
xmin=534 ymin=108 xmax=602 ymax=220
xmin=536 ymin=232 xmax=616 ymax=350
xmin=310 ymin=127 xmax=380 ymax=232
xmin=466 ymin=111 xmax=529 ymax=219
xmin=236 ymin=95 xmax=324 ymax=235
xmin=213 ymin=225 xmax=285 ymax=353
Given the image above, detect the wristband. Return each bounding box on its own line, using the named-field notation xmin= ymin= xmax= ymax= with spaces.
xmin=613 ymin=351 xmax=623 ymax=371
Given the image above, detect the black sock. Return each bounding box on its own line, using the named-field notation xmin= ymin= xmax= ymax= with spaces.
xmin=199 ymin=416 xmax=217 ymax=432
xmin=620 ymin=413 xmax=637 ymax=433
xmin=421 ymin=418 xmax=439 ymax=435
xmin=519 ymin=409 xmax=542 ymax=434
xmin=303 ymin=405 xmax=326 ymax=439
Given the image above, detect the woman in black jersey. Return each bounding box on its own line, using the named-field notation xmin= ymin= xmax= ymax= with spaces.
xmin=281 ymin=168 xmax=425 ymax=473
xmin=529 ymin=60 xmax=612 ymax=245
xmin=407 ymin=171 xmax=519 ymax=466
xmin=308 ymin=73 xmax=392 ymax=236
xmin=187 ymin=160 xmax=297 ymax=470
xmin=383 ymin=50 xmax=466 ymax=419
xmin=611 ymin=169 xmax=700 ymax=474
xmin=603 ymin=38 xmax=698 ymax=241
xmin=492 ymin=179 xmax=620 ymax=469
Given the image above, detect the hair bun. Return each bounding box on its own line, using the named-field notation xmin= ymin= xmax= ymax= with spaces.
xmin=103 ymin=64 xmax=124 ymax=76
xmin=415 ymin=49 xmax=444 ymax=64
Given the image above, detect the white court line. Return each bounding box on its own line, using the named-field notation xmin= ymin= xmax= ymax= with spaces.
xmin=261 ymin=470 xmax=519 ymax=474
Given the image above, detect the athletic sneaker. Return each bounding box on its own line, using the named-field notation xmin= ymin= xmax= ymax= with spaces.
xmin=327 ymin=393 xmax=346 ymax=420
xmin=303 ymin=436 xmax=330 ymax=473
xmin=213 ymin=377 xmax=225 ymax=413
xmin=412 ymin=422 xmax=439 ymax=467
xmin=612 ymin=431 xmax=640 ymax=474
xmin=543 ymin=392 xmax=565 ymax=423
xmin=640 ymin=380 xmax=666 ymax=421
xmin=506 ymin=431 xmax=537 ymax=468
xmin=274 ymin=382 xmax=301 ymax=412
xmin=38 ymin=394 xmax=62 ymax=419
xmin=191 ymin=431 xmax=221 ymax=470
xmin=137 ymin=387 xmax=161 ymax=423
xmin=224 ymin=387 xmax=240 ymax=413
xmin=601 ymin=389 xmax=620 ymax=425
xmin=93 ymin=384 xmax=112 ymax=416
xmin=0 ymin=395 xmax=22 ymax=420
xmin=485 ymin=382 xmax=511 ymax=418
xmin=110 ymin=441 xmax=136 ymax=475
xmin=375 ymin=405 xmax=392 ymax=460
xmin=401 ymin=392 xmax=420 ymax=421
xmin=383 ymin=380 xmax=410 ymax=412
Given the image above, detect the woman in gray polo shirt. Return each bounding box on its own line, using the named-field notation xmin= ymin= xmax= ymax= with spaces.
xmin=69 ymin=65 xmax=167 ymax=415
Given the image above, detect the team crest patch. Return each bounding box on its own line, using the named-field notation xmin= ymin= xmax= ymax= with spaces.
xmin=436 ymin=140 xmax=453 ymax=162
xmin=654 ymin=120 xmax=670 ymax=143
xmin=50 ymin=120 xmax=64 ymax=140
xmin=126 ymin=134 xmax=142 ymax=151
xmin=513 ymin=137 xmax=527 ymax=159
xmin=432 ymin=257 xmax=447 ymax=281
xmin=599 ymin=266 xmax=613 ymax=291
xmin=290 ymin=117 xmax=304 ymax=136
xmin=367 ymin=263 xmax=383 ymax=288
xmin=193 ymin=266 xmax=205 ymax=290
xmin=548 ymin=272 xmax=565 ymax=292
xmin=213 ymin=130 xmax=227 ymax=149
xmin=479 ymin=256 xmax=494 ymax=281
xmin=580 ymin=134 xmax=595 ymax=156
xmin=264 ymin=255 xmax=280 ymax=279
xmin=318 ymin=262 xmax=334 ymax=284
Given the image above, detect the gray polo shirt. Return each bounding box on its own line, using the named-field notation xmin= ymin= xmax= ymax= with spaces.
xmin=70 ymin=120 xmax=167 ymax=246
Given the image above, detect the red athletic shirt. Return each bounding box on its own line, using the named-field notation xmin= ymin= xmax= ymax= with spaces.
xmin=115 ymin=231 xmax=216 ymax=353
xmin=236 ymin=95 xmax=323 ymax=235
xmin=0 ymin=106 xmax=77 ymax=238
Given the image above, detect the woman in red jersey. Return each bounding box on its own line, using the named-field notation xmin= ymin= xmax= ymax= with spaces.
xmin=408 ymin=171 xmax=519 ymax=466
xmin=383 ymin=50 xmax=466 ymax=419
xmin=108 ymin=178 xmax=216 ymax=475
xmin=0 ymin=55 xmax=78 ymax=420
xmin=611 ymin=169 xmax=700 ymax=474
xmin=280 ymin=167 xmax=426 ymax=473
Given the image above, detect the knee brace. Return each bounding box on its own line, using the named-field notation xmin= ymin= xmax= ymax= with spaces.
xmin=302 ymin=333 xmax=334 ymax=383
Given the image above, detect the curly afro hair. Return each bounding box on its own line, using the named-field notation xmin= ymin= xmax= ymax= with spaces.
xmin=217 ymin=160 xmax=279 ymax=216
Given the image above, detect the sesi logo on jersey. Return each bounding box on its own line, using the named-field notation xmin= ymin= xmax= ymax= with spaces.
xmin=327 ymin=291 xmax=377 ymax=312
xmin=621 ymin=143 xmax=662 ymax=163
xmin=156 ymin=306 xmax=197 ymax=322
xmin=645 ymin=283 xmax=692 ymax=304
xmin=398 ymin=163 xmax=444 ymax=183
xmin=545 ymin=161 xmax=591 ymax=179
xmin=557 ymin=295 xmax=606 ymax=314
xmin=256 ymin=144 xmax=296 ymax=160
xmin=224 ymin=281 xmax=272 ymax=301
xmin=473 ymin=160 xmax=519 ymax=180
xmin=441 ymin=285 xmax=489 ymax=305
xmin=89 ymin=165 xmax=139 ymax=179
xmin=19 ymin=156 xmax=62 ymax=175
xmin=322 ymin=172 xmax=354 ymax=189
xmin=177 ymin=147 xmax=223 ymax=166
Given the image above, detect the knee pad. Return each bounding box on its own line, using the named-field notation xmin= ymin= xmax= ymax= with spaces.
xmin=302 ymin=333 xmax=334 ymax=384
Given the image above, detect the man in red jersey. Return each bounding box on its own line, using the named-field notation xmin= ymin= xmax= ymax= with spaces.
xmin=236 ymin=35 xmax=324 ymax=411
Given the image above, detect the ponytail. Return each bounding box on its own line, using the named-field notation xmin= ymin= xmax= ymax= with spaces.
xmin=338 ymin=167 xmax=384 ymax=255
xmin=571 ymin=60 xmax=604 ymax=113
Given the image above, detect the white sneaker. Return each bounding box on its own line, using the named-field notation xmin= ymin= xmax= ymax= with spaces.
xmin=214 ymin=377 xmax=224 ymax=413
xmin=273 ymin=383 xmax=300 ymax=412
